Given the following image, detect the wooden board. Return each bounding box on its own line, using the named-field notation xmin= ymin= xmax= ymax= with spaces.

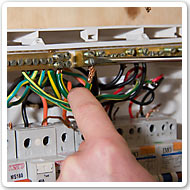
xmin=7 ymin=7 xmax=182 ymax=29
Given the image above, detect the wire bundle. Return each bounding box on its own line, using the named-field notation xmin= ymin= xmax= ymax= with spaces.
xmin=99 ymin=63 xmax=164 ymax=120
xmin=7 ymin=69 xmax=92 ymax=127
xmin=7 ymin=64 xmax=164 ymax=126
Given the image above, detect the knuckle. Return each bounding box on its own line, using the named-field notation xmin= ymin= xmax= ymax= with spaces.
xmin=59 ymin=155 xmax=80 ymax=180
xmin=62 ymin=155 xmax=79 ymax=171
xmin=93 ymin=138 xmax=118 ymax=158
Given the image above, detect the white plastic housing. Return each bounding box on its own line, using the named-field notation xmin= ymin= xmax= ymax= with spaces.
xmin=15 ymin=124 xmax=56 ymax=159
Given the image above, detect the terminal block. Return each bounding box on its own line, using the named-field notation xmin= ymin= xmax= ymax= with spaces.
xmin=50 ymin=122 xmax=75 ymax=155
xmin=14 ymin=124 xmax=56 ymax=159
xmin=7 ymin=25 xmax=181 ymax=71
xmin=113 ymin=116 xmax=177 ymax=147
xmin=74 ymin=130 xmax=84 ymax=151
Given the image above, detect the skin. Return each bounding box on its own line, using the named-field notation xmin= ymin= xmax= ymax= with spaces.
xmin=57 ymin=88 xmax=155 ymax=182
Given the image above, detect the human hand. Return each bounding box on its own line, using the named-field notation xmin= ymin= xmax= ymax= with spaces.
xmin=57 ymin=88 xmax=155 ymax=182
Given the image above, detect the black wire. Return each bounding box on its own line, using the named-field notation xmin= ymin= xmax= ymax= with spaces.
xmin=108 ymin=103 xmax=114 ymax=121
xmin=101 ymin=63 xmax=146 ymax=107
xmin=21 ymin=90 xmax=32 ymax=127
xmin=75 ymin=67 xmax=88 ymax=76
xmin=131 ymin=77 xmax=164 ymax=106
xmin=130 ymin=87 xmax=155 ymax=106
xmin=100 ymin=64 xmax=139 ymax=90
xmin=7 ymin=75 xmax=24 ymax=96
xmin=99 ymin=64 xmax=126 ymax=90
xmin=101 ymin=63 xmax=143 ymax=117
xmin=140 ymin=78 xmax=164 ymax=117
xmin=91 ymin=71 xmax=99 ymax=96
xmin=128 ymin=63 xmax=147 ymax=100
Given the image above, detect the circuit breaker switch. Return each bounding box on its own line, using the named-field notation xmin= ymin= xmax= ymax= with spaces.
xmin=36 ymin=163 xmax=54 ymax=174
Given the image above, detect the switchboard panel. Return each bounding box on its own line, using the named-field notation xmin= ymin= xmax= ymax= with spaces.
xmin=6 ymin=25 xmax=182 ymax=183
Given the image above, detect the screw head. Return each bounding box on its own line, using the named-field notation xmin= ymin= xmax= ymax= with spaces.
xmin=63 ymin=52 xmax=71 ymax=59
xmin=25 ymin=59 xmax=32 ymax=65
xmin=18 ymin=59 xmax=24 ymax=66
xmin=39 ymin=58 xmax=47 ymax=65
xmin=83 ymin=51 xmax=95 ymax=57
xmin=84 ymin=58 xmax=95 ymax=66
xmin=125 ymin=49 xmax=136 ymax=56
xmin=65 ymin=61 xmax=72 ymax=68
xmin=9 ymin=60 xmax=17 ymax=66
xmin=142 ymin=48 xmax=149 ymax=55
xmin=95 ymin=51 xmax=105 ymax=57
xmin=47 ymin=57 xmax=54 ymax=65
xmin=32 ymin=58 xmax=39 ymax=65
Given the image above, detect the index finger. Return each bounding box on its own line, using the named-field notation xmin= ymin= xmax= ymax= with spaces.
xmin=68 ymin=88 xmax=117 ymax=141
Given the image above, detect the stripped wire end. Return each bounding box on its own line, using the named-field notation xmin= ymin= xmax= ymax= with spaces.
xmin=146 ymin=104 xmax=161 ymax=119
xmin=56 ymin=69 xmax=62 ymax=74
xmin=8 ymin=122 xmax=13 ymax=130
xmin=136 ymin=106 xmax=144 ymax=118
xmin=88 ymin=66 xmax=95 ymax=83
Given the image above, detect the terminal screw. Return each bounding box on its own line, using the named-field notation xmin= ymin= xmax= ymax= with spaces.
xmin=39 ymin=58 xmax=47 ymax=65
xmin=25 ymin=59 xmax=32 ymax=65
xmin=158 ymin=51 xmax=164 ymax=56
xmin=177 ymin=47 xmax=182 ymax=52
xmin=9 ymin=60 xmax=17 ymax=66
xmin=125 ymin=48 xmax=136 ymax=56
xmin=53 ymin=52 xmax=71 ymax=60
xmin=84 ymin=58 xmax=95 ymax=66
xmin=64 ymin=61 xmax=72 ymax=68
xmin=164 ymin=47 xmax=177 ymax=54
xmin=83 ymin=51 xmax=95 ymax=57
xmin=53 ymin=62 xmax=62 ymax=68
xmin=120 ymin=53 xmax=126 ymax=57
xmin=95 ymin=51 xmax=105 ymax=57
xmin=63 ymin=52 xmax=71 ymax=59
xmin=47 ymin=57 xmax=54 ymax=65
xmin=142 ymin=48 xmax=149 ymax=55
xmin=137 ymin=48 xmax=143 ymax=54
xmin=18 ymin=59 xmax=24 ymax=66
xmin=32 ymin=58 xmax=39 ymax=66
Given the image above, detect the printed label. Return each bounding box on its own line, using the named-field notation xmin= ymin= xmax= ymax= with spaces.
xmin=162 ymin=146 xmax=173 ymax=154
xmin=10 ymin=173 xmax=23 ymax=180
xmin=8 ymin=163 xmax=25 ymax=171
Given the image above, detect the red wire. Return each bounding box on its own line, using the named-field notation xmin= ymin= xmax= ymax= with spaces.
xmin=128 ymin=101 xmax=134 ymax=118
xmin=152 ymin=74 xmax=164 ymax=83
xmin=75 ymin=77 xmax=86 ymax=86
xmin=128 ymin=95 xmax=140 ymax=119
xmin=114 ymin=67 xmax=142 ymax=95
xmin=104 ymin=66 xmax=143 ymax=114
xmin=104 ymin=67 xmax=142 ymax=114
